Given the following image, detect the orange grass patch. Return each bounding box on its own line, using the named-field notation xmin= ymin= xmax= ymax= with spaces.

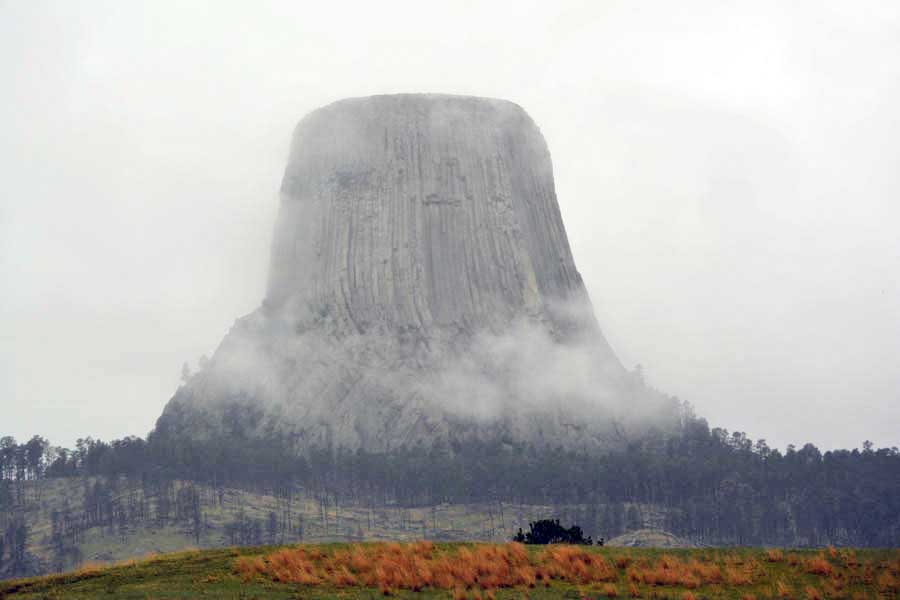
xmin=823 ymin=581 xmax=847 ymax=600
xmin=625 ymin=554 xmax=733 ymax=589
xmin=234 ymin=543 xmax=896 ymax=594
xmin=805 ymin=554 xmax=834 ymax=576
xmin=724 ymin=565 xmax=754 ymax=586
xmin=841 ymin=550 xmax=860 ymax=568
xmin=234 ymin=556 xmax=268 ymax=582
xmin=232 ymin=542 xmax=622 ymax=592
xmin=74 ymin=561 xmax=107 ymax=575
xmin=540 ymin=545 xmax=618 ymax=584
xmin=235 ymin=542 xmax=550 ymax=592
xmin=805 ymin=585 xmax=823 ymax=600
xmin=877 ymin=570 xmax=898 ymax=593
xmin=766 ymin=549 xmax=785 ymax=563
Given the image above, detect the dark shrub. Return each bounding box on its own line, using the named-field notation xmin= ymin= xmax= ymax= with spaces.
xmin=513 ymin=519 xmax=593 ymax=545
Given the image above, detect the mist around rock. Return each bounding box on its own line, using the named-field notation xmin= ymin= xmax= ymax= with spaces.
xmin=165 ymin=293 xmax=679 ymax=452
xmin=158 ymin=94 xmax=680 ymax=452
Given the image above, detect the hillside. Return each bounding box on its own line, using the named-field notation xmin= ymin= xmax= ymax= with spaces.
xmin=0 ymin=476 xmax=673 ymax=579
xmin=2 ymin=542 xmax=897 ymax=599
xmin=606 ymin=530 xmax=693 ymax=548
xmin=3 ymin=426 xmax=899 ymax=579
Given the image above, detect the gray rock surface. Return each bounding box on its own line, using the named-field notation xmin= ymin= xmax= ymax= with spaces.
xmin=157 ymin=94 xmax=674 ymax=451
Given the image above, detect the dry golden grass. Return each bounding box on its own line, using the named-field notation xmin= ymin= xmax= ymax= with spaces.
xmin=228 ymin=542 xmax=900 ymax=598
xmin=687 ymin=558 xmax=723 ymax=584
xmin=766 ymin=549 xmax=785 ymax=563
xmin=841 ymin=550 xmax=860 ymax=568
xmin=233 ymin=542 xmax=649 ymax=592
xmin=236 ymin=542 xmax=544 ymax=592
xmin=542 ymin=545 xmax=618 ymax=584
xmin=235 ymin=555 xmax=269 ymax=582
xmin=724 ymin=565 xmax=754 ymax=586
xmin=877 ymin=570 xmax=898 ymax=593
xmin=7 ymin=542 xmax=899 ymax=600
xmin=74 ymin=561 xmax=106 ymax=574
xmin=776 ymin=579 xmax=793 ymax=599
xmin=623 ymin=554 xmax=736 ymax=589
xmin=805 ymin=554 xmax=834 ymax=576
xmin=805 ymin=585 xmax=823 ymax=600
xmin=823 ymin=580 xmax=846 ymax=600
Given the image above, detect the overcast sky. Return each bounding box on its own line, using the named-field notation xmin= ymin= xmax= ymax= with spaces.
xmin=2 ymin=0 xmax=898 ymax=451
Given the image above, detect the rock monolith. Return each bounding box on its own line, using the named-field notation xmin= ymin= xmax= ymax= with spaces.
xmin=156 ymin=94 xmax=671 ymax=451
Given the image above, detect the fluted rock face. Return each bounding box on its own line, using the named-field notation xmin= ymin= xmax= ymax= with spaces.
xmin=157 ymin=95 xmax=668 ymax=451
xmin=268 ymin=95 xmax=597 ymax=338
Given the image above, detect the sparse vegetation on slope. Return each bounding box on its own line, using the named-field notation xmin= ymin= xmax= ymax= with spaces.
xmin=3 ymin=422 xmax=899 ymax=581
xmin=2 ymin=475 xmax=633 ymax=579
xmin=1 ymin=543 xmax=897 ymax=599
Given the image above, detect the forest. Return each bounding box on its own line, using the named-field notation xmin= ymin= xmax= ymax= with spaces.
xmin=2 ymin=404 xmax=899 ymax=578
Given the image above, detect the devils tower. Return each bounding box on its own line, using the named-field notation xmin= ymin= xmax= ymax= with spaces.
xmin=156 ymin=94 xmax=670 ymax=452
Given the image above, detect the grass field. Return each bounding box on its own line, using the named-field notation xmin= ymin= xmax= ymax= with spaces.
xmin=1 ymin=542 xmax=897 ymax=599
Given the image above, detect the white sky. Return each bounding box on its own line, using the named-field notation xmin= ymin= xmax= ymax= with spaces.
xmin=2 ymin=0 xmax=898 ymax=451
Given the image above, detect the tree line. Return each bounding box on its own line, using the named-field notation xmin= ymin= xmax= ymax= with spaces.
xmin=2 ymin=406 xmax=899 ymax=554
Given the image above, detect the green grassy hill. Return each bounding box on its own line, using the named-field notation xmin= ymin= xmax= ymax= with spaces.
xmin=1 ymin=542 xmax=897 ymax=599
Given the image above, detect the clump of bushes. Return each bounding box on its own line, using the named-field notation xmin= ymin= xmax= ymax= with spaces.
xmin=512 ymin=519 xmax=595 ymax=545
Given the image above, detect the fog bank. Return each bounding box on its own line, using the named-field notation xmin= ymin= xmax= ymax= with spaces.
xmin=1 ymin=1 xmax=898 ymax=450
